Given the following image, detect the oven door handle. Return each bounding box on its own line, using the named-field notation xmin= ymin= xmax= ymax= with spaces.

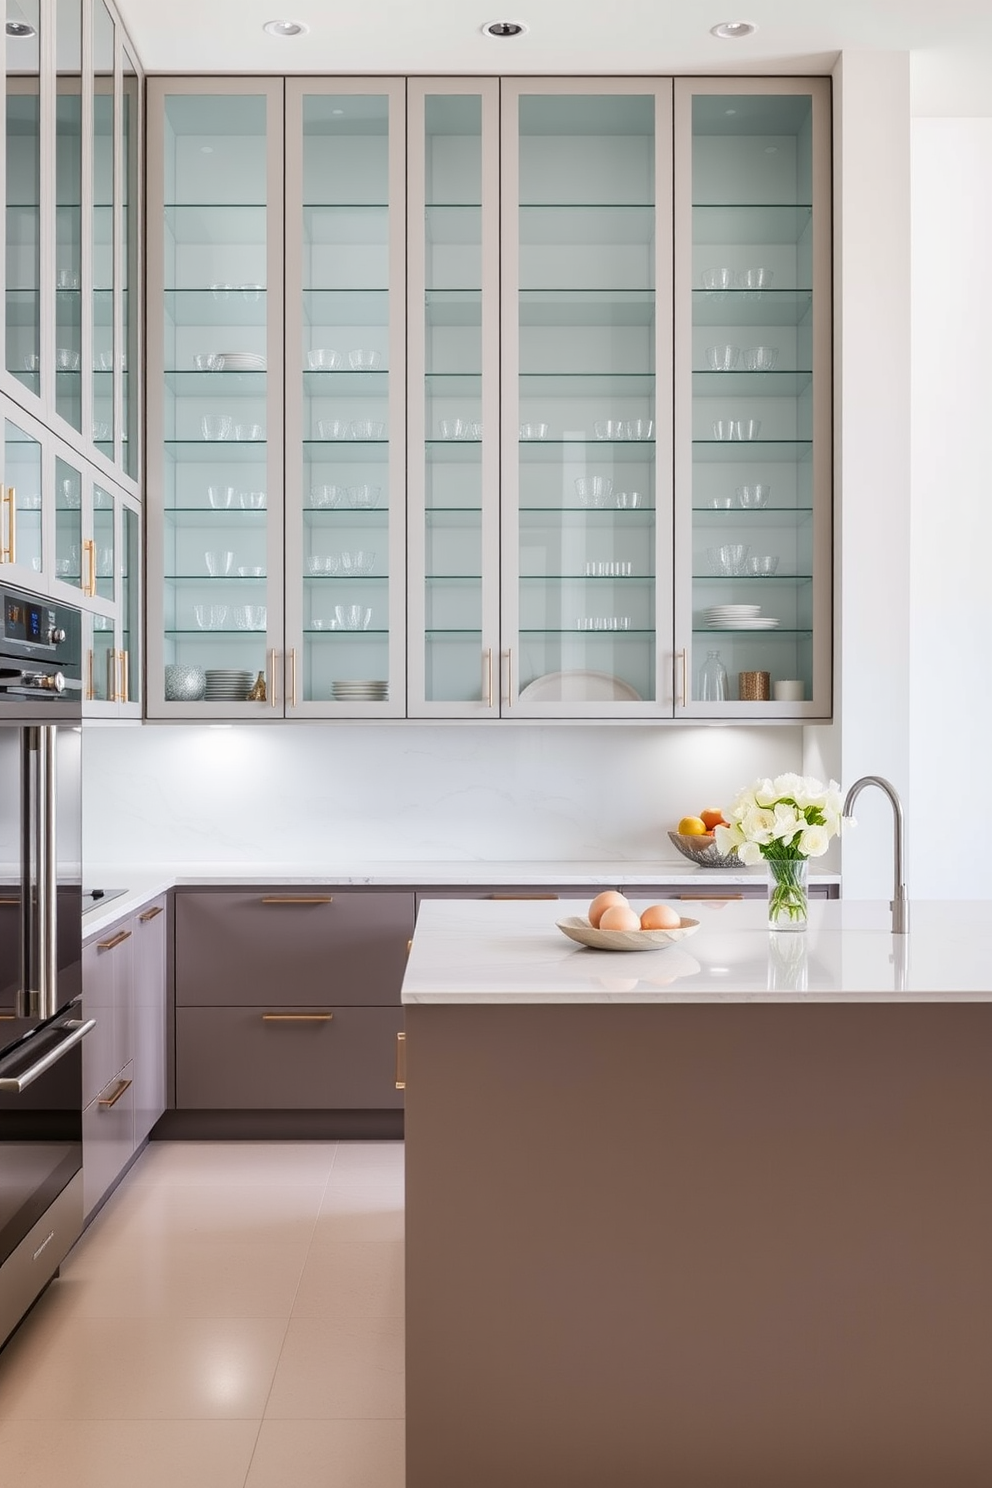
xmin=0 ymin=1018 xmax=96 ymax=1094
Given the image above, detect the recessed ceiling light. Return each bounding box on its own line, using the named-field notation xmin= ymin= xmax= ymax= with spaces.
xmin=6 ymin=19 xmax=37 ymax=37
xmin=482 ymin=20 xmax=528 ymax=38
xmin=710 ymin=20 xmax=756 ymax=38
xmin=262 ymin=18 xmax=308 ymax=37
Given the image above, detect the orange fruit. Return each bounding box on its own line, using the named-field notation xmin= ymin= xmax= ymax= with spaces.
xmin=677 ymin=815 xmax=707 ymax=835
xmin=700 ymin=808 xmax=726 ymax=830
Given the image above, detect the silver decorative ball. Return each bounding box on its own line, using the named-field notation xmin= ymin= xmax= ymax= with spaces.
xmin=164 ymin=664 xmax=206 ymax=701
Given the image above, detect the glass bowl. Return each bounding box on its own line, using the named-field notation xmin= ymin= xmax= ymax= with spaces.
xmin=667 ymin=830 xmax=740 ymax=868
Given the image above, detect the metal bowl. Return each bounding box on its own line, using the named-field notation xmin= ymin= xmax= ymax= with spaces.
xmin=667 ymin=829 xmax=740 ymax=869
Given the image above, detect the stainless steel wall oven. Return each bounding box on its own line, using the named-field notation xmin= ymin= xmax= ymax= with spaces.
xmin=0 ymin=582 xmax=90 ymax=1349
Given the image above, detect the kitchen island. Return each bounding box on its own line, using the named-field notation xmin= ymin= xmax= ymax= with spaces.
xmin=402 ymin=898 xmax=992 ymax=1488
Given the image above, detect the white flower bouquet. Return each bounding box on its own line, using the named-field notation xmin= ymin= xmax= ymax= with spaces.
xmin=715 ymin=773 xmax=846 ymax=927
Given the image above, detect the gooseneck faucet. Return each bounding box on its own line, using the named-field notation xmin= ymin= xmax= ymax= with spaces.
xmin=842 ymin=776 xmax=909 ymax=934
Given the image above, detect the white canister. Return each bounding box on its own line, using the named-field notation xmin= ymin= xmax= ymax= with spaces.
xmin=773 ymin=679 xmax=804 ymax=701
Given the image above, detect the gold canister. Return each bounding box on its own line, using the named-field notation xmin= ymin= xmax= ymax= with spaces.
xmin=738 ymin=670 xmax=770 ymax=701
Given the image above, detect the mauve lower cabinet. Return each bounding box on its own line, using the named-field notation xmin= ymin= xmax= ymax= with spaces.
xmin=173 ymin=889 xmax=414 ymax=1115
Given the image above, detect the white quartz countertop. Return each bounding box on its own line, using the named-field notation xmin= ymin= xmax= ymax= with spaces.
xmin=401 ymin=898 xmax=992 ymax=1004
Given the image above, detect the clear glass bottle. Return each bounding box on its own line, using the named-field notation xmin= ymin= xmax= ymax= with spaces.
xmin=698 ymin=649 xmax=728 ymax=701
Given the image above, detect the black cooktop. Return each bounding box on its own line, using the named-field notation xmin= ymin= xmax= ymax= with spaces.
xmin=81 ymin=888 xmax=127 ymax=912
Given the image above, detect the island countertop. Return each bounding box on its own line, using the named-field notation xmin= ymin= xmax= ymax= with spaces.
xmin=402 ymin=896 xmax=992 ymax=1002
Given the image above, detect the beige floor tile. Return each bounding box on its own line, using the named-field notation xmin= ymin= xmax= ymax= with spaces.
xmin=0 ymin=1310 xmax=288 ymax=1420
xmin=128 ymin=1140 xmax=339 ymax=1187
xmin=0 ymin=1418 xmax=261 ymax=1488
xmin=92 ymin=1180 xmax=327 ymax=1247
xmin=264 ymin=1316 xmax=405 ymax=1419
xmin=332 ymin=1140 xmax=405 ymax=1175
xmin=292 ymin=1241 xmax=404 ymax=1319
xmin=313 ymin=1182 xmax=405 ymax=1243
xmin=59 ymin=1239 xmax=309 ymax=1317
xmin=245 ymin=1418 xmax=405 ymax=1488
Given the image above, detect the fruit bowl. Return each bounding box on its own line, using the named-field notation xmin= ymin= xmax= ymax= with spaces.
xmin=667 ymin=829 xmax=740 ymax=869
xmin=556 ymin=915 xmax=700 ymax=953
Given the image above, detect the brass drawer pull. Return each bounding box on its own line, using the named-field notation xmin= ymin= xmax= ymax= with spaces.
xmin=0 ymin=897 xmax=19 ymax=905
xmin=139 ymin=905 xmax=163 ymax=922
xmin=490 ymin=893 xmax=559 ymax=900
xmin=675 ymin=893 xmax=744 ymax=901
xmin=395 ymin=1030 xmax=406 ymax=1091
xmin=97 ymin=929 xmax=132 ymax=951
xmin=260 ymin=895 xmax=333 ymax=905
xmin=98 ymin=1075 xmax=132 ymax=1109
xmin=261 ymin=1012 xmax=333 ymax=1022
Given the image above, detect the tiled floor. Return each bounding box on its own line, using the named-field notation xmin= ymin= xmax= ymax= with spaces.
xmin=0 ymin=1142 xmax=405 ymax=1488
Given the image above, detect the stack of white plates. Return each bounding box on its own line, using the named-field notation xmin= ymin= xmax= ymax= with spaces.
xmin=216 ymin=352 xmax=266 ymax=372
xmin=704 ymin=604 xmax=780 ymax=630
xmin=332 ymin=680 xmax=388 ymax=702
xmin=204 ymin=668 xmax=253 ymax=700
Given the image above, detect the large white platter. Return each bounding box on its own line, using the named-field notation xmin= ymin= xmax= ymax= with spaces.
xmin=518 ymin=670 xmax=642 ymax=703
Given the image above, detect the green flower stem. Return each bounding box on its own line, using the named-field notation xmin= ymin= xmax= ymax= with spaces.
xmin=766 ymin=855 xmax=809 ymax=927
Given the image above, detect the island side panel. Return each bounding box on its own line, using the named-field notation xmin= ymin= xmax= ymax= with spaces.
xmin=405 ymin=1002 xmax=992 ymax=1488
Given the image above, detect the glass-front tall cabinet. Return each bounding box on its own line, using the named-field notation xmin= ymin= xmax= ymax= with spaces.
xmin=284 ymin=80 xmax=406 ymax=717
xmin=146 ymin=80 xmax=284 ymax=715
xmin=502 ymin=80 xmax=673 ymax=716
xmin=675 ymin=79 xmax=831 ymax=718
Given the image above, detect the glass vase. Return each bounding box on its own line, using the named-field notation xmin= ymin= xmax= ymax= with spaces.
xmin=766 ymin=857 xmax=809 ymax=931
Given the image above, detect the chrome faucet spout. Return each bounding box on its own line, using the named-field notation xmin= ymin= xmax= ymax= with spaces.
xmin=842 ymin=775 xmax=909 ymax=934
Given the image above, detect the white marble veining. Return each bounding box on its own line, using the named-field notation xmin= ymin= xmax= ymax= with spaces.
xmin=402 ymin=898 xmax=992 ymax=1003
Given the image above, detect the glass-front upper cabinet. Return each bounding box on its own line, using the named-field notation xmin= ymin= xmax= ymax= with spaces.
xmin=91 ymin=0 xmax=115 ymax=462
xmin=674 ymin=80 xmax=831 ymax=719
xmin=146 ymin=81 xmax=284 ymax=716
xmin=121 ymin=47 xmax=140 ymax=480
xmin=1 ymin=414 xmax=42 ymax=580
xmin=5 ymin=1 xmax=41 ymax=396
xmin=55 ymin=0 xmax=83 ymax=433
xmin=82 ymin=491 xmax=139 ymax=715
xmin=284 ymin=80 xmax=405 ymax=716
xmin=501 ymin=81 xmax=673 ymax=717
xmin=407 ymin=81 xmax=499 ymax=717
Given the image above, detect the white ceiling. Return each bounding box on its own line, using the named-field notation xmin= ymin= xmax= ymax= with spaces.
xmin=111 ymin=0 xmax=992 ymax=116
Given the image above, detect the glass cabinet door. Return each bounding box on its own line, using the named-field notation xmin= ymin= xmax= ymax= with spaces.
xmin=55 ymin=0 xmax=83 ymax=433
xmin=147 ymin=81 xmax=283 ymax=715
xmin=675 ymin=80 xmax=831 ymax=717
xmin=121 ymin=49 xmax=140 ymax=480
xmin=91 ymin=0 xmax=115 ymax=461
xmin=407 ymin=81 xmax=499 ymax=717
xmin=284 ymin=81 xmax=405 ymax=715
xmin=5 ymin=1 xmax=41 ymax=395
xmin=54 ymin=453 xmax=83 ymax=591
xmin=2 ymin=416 xmax=42 ymax=578
xmin=120 ymin=500 xmax=140 ymax=708
xmin=502 ymin=82 xmax=673 ymax=716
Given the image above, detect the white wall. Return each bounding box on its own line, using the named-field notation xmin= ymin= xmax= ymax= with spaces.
xmin=82 ymin=723 xmax=804 ymax=867
xmin=807 ymin=52 xmax=913 ymax=899
xmin=908 ymin=118 xmax=992 ymax=898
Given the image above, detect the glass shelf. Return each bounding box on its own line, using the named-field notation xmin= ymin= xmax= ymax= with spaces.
xmin=165 ymin=370 xmax=267 ymax=395
xmin=302 ymin=287 xmax=389 ymax=318
xmin=692 ymin=205 xmax=813 ymax=244
xmin=692 ymin=289 xmax=813 ymax=326
xmin=693 ymin=627 xmax=812 ymax=636
xmin=163 ymin=290 xmax=267 ymax=328
xmin=692 ymin=573 xmax=813 ymax=582
xmin=692 ymin=441 xmax=813 ymax=463
xmin=692 ymin=505 xmax=812 ymax=517
xmin=519 ymin=290 xmax=656 ymax=326
xmin=691 ymin=371 xmax=813 ymax=395
xmin=518 ymin=374 xmax=655 ymax=397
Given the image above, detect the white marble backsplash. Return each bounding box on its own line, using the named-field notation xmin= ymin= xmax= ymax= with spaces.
xmin=82 ymin=723 xmax=805 ymax=867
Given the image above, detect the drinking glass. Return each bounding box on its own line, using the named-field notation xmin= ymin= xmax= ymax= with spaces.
xmin=736 ymin=484 xmax=770 ymax=508
xmin=625 ymin=419 xmax=654 ymax=440
xmin=201 ymin=414 xmax=232 ymax=441
xmin=594 ymin=420 xmax=626 ymax=440
xmin=747 ymin=555 xmax=780 ymax=575
xmin=701 ymin=267 xmax=734 ymax=292
xmin=317 ymin=418 xmax=350 ymax=440
xmin=207 ymin=485 xmax=234 ymax=509
xmin=55 ymin=347 xmax=81 ymax=371
xmin=351 ymin=419 xmax=386 ymax=440
xmin=348 ymin=485 xmax=381 ymax=509
xmin=307 ymin=349 xmax=343 ymax=370
xmin=742 ymin=346 xmax=779 ymax=371
xmin=204 ymin=550 xmax=234 ymax=576
xmin=575 ymin=477 xmax=613 ymax=507
xmin=237 ymin=565 xmax=265 ymax=578
xmin=732 ymin=419 xmax=761 ymax=441
xmin=348 ymin=349 xmax=382 ymax=370
xmin=309 ymin=485 xmax=346 ymax=508
xmin=738 ymin=267 xmax=773 ymax=291
xmin=194 ymin=604 xmax=228 ymax=629
xmin=711 ymin=420 xmax=736 ymax=441
xmin=240 ymin=491 xmax=266 ymax=509
xmin=705 ymin=346 xmax=740 ymax=371
xmin=438 ymin=419 xmax=465 ymax=440
xmin=193 ymin=353 xmax=221 ymax=371
xmin=519 ymin=422 xmax=549 ymax=440
xmin=614 ymin=491 xmax=642 ymax=509
xmin=234 ymin=423 xmax=264 ymax=441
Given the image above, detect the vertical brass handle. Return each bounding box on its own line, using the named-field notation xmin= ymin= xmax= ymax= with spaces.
xmin=4 ymin=487 xmax=15 ymax=564
xmin=120 ymin=649 xmax=129 ymax=704
xmin=395 ymin=1030 xmax=406 ymax=1091
xmin=107 ymin=646 xmax=117 ymax=702
xmin=83 ymin=539 xmax=96 ymax=596
xmin=86 ymin=649 xmax=95 ymax=701
xmin=268 ymin=648 xmax=278 ymax=707
xmin=290 ymin=647 xmax=297 ymax=707
xmin=485 ymin=647 xmax=493 ymax=709
xmin=680 ymin=648 xmax=688 ymax=708
xmin=1 ymin=487 xmax=14 ymax=563
xmin=505 ymin=648 xmax=513 ymax=708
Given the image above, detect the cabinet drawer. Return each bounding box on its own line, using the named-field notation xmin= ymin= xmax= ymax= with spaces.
xmin=82 ymin=923 xmax=134 ymax=1108
xmin=176 ymin=1005 xmax=405 ymax=1110
xmin=82 ymin=1062 xmax=135 ymax=1219
xmin=175 ymin=889 xmax=415 ymax=1007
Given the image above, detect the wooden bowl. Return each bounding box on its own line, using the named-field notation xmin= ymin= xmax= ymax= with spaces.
xmin=556 ymin=915 xmax=700 ymax=953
